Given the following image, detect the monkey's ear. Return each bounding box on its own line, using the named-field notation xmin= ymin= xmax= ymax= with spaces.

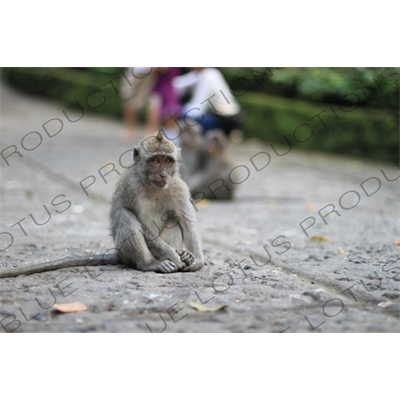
xmin=176 ymin=147 xmax=181 ymax=158
xmin=133 ymin=147 xmax=139 ymax=163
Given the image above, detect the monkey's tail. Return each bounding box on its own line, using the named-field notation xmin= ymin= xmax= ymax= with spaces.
xmin=0 ymin=253 xmax=121 ymax=279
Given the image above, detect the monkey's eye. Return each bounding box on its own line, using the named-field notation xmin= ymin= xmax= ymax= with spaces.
xmin=164 ymin=157 xmax=174 ymax=165
xmin=151 ymin=158 xmax=160 ymax=165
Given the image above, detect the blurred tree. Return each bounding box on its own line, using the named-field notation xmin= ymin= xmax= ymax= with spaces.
xmin=220 ymin=67 xmax=399 ymax=110
xmin=1 ymin=67 xmax=398 ymax=163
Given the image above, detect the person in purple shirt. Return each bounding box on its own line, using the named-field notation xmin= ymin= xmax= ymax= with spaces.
xmin=152 ymin=67 xmax=182 ymax=144
xmin=121 ymin=67 xmax=182 ymax=143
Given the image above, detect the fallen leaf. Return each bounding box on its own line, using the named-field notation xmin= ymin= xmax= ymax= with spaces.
xmin=394 ymin=241 xmax=400 ymax=246
xmin=306 ymin=202 xmax=314 ymax=211
xmin=189 ymin=301 xmax=228 ymax=312
xmin=310 ymin=236 xmax=329 ymax=242
xmin=53 ymin=301 xmax=88 ymax=313
xmin=377 ymin=301 xmax=392 ymax=308
xmin=196 ymin=199 xmax=209 ymax=208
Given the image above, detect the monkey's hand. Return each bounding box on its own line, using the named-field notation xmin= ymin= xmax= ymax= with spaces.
xmin=176 ymin=249 xmax=195 ymax=267
xmin=154 ymin=260 xmax=179 ymax=273
xmin=175 ymin=250 xmax=203 ymax=272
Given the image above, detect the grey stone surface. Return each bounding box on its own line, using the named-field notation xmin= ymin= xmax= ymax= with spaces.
xmin=0 ymin=79 xmax=399 ymax=333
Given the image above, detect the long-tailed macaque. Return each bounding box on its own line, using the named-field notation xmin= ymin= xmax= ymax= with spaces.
xmin=110 ymin=130 xmax=204 ymax=273
xmin=185 ymin=129 xmax=237 ymax=201
xmin=0 ymin=131 xmax=203 ymax=278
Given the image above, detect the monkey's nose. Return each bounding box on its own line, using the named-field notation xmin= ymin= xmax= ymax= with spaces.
xmin=159 ymin=171 xmax=167 ymax=178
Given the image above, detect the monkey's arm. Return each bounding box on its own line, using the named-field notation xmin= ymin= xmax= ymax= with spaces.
xmin=179 ymin=200 xmax=204 ymax=272
xmin=0 ymin=253 xmax=121 ymax=279
xmin=141 ymin=224 xmax=186 ymax=269
xmin=112 ymin=207 xmax=185 ymax=272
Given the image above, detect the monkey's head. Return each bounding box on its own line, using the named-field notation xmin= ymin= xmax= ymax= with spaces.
xmin=205 ymin=129 xmax=228 ymax=158
xmin=133 ymin=130 xmax=181 ymax=189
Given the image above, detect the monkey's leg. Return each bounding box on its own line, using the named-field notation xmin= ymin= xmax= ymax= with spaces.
xmin=156 ymin=223 xmax=194 ymax=271
xmin=114 ymin=209 xmax=179 ymax=273
xmin=117 ymin=228 xmax=178 ymax=273
xmin=178 ymin=205 xmax=204 ymax=272
xmin=182 ymin=259 xmax=203 ymax=272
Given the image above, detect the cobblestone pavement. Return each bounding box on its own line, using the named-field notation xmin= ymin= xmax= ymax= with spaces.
xmin=1 ymin=80 xmax=399 ymax=333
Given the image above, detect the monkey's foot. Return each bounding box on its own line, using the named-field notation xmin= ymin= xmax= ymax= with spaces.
xmin=176 ymin=250 xmax=195 ymax=266
xmin=153 ymin=260 xmax=178 ymax=273
xmin=182 ymin=260 xmax=203 ymax=272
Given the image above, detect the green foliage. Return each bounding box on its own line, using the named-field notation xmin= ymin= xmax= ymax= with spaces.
xmin=2 ymin=67 xmax=399 ymax=164
xmin=238 ymin=91 xmax=398 ymax=163
xmin=2 ymin=67 xmax=125 ymax=118
xmin=221 ymin=67 xmax=399 ymax=110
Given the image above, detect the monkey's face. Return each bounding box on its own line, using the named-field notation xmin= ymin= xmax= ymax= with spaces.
xmin=146 ymin=155 xmax=176 ymax=188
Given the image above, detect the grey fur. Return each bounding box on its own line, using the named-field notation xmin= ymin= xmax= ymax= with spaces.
xmin=110 ymin=131 xmax=204 ymax=273
xmin=0 ymin=254 xmax=120 ymax=279
xmin=0 ymin=132 xmax=203 ymax=278
xmin=186 ymin=129 xmax=237 ymax=200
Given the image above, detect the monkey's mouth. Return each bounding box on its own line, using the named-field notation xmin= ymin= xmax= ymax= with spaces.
xmin=154 ymin=179 xmax=168 ymax=188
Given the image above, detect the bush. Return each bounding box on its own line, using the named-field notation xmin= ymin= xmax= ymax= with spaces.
xmin=238 ymin=91 xmax=398 ymax=163
xmin=221 ymin=67 xmax=399 ymax=110
xmin=2 ymin=67 xmax=398 ymax=164
xmin=2 ymin=67 xmax=125 ymax=118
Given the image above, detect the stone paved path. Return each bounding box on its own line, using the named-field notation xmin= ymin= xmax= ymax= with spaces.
xmin=0 ymin=79 xmax=399 ymax=332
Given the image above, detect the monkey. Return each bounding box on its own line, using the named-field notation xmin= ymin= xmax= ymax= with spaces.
xmin=0 ymin=131 xmax=204 ymax=279
xmin=186 ymin=129 xmax=238 ymax=201
xmin=179 ymin=124 xmax=208 ymax=182
xmin=109 ymin=130 xmax=204 ymax=273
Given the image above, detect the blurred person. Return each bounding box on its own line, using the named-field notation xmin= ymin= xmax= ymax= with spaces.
xmin=173 ymin=67 xmax=244 ymax=139
xmin=152 ymin=67 xmax=182 ymax=146
xmin=121 ymin=67 xmax=182 ymax=144
xmin=120 ymin=67 xmax=159 ymax=141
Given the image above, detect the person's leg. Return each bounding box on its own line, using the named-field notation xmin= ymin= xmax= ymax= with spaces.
xmin=123 ymin=104 xmax=138 ymax=141
xmin=145 ymin=93 xmax=162 ymax=137
xmin=197 ymin=112 xmax=221 ymax=134
xmin=215 ymin=112 xmax=245 ymax=137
